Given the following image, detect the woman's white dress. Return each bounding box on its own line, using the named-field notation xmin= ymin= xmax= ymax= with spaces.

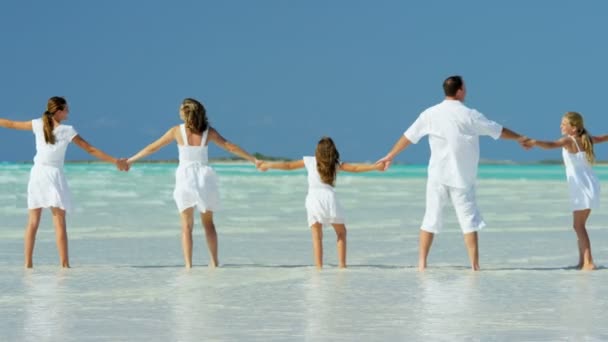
xmin=28 ymin=118 xmax=78 ymax=212
xmin=173 ymin=125 xmax=220 ymax=213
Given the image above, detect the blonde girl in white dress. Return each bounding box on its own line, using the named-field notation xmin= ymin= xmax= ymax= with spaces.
xmin=127 ymin=98 xmax=260 ymax=268
xmin=525 ymin=111 xmax=608 ymax=270
xmin=0 ymin=96 xmax=128 ymax=268
xmin=259 ymin=137 xmax=384 ymax=269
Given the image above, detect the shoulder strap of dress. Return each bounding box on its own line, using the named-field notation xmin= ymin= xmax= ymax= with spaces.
xmin=571 ymin=136 xmax=581 ymax=152
xmin=179 ymin=124 xmax=188 ymax=146
xmin=201 ymin=128 xmax=209 ymax=146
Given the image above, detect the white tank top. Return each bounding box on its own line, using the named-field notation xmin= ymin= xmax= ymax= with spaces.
xmin=562 ymin=136 xmax=593 ymax=177
xmin=31 ymin=118 xmax=78 ymax=168
xmin=177 ymin=124 xmax=209 ymax=166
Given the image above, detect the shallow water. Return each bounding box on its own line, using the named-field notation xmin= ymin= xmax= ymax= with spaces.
xmin=1 ymin=164 xmax=608 ymax=340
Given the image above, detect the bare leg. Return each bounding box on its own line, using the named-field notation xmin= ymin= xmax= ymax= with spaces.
xmin=573 ymin=209 xmax=595 ymax=270
xmin=418 ymin=229 xmax=434 ymax=271
xmin=574 ymin=211 xmax=584 ymax=269
xmin=201 ymin=211 xmax=218 ymax=268
xmin=331 ymin=223 xmax=347 ymax=268
xmin=24 ymin=209 xmax=42 ymax=268
xmin=311 ymin=223 xmax=323 ymax=269
xmin=180 ymin=208 xmax=195 ymax=268
xmin=463 ymin=231 xmax=480 ymax=271
xmin=51 ymin=207 xmax=69 ymax=268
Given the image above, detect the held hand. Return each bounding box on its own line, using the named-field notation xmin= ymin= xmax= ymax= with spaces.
xmin=116 ymin=158 xmax=130 ymax=171
xmin=518 ymin=137 xmax=535 ymax=150
xmin=256 ymin=160 xmax=268 ymax=172
xmin=376 ymin=155 xmax=393 ymax=171
xmin=374 ymin=161 xmax=386 ymax=171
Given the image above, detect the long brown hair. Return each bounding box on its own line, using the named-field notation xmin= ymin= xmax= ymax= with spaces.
xmin=42 ymin=96 xmax=67 ymax=144
xmin=315 ymin=136 xmax=341 ymax=186
xmin=181 ymin=98 xmax=208 ymax=134
xmin=564 ymin=111 xmax=595 ymax=163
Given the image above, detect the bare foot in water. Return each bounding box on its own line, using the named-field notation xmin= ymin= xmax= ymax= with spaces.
xmin=418 ymin=260 xmax=426 ymax=272
xmin=581 ymin=263 xmax=596 ymax=271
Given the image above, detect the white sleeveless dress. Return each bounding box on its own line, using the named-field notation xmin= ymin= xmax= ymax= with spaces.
xmin=562 ymin=137 xmax=600 ymax=211
xmin=28 ymin=118 xmax=78 ymax=212
xmin=303 ymin=156 xmax=345 ymax=226
xmin=173 ymin=125 xmax=220 ymax=213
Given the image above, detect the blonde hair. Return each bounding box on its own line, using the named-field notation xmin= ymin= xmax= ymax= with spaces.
xmin=315 ymin=136 xmax=340 ymax=186
xmin=181 ymin=98 xmax=208 ymax=134
xmin=42 ymin=96 xmax=67 ymax=144
xmin=564 ymin=111 xmax=595 ymax=163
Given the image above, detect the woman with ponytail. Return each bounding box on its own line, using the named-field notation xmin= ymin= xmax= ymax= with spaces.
xmin=127 ymin=98 xmax=260 ymax=268
xmin=259 ymin=137 xmax=384 ymax=269
xmin=524 ymin=111 xmax=608 ymax=270
xmin=0 ymin=96 xmax=128 ymax=268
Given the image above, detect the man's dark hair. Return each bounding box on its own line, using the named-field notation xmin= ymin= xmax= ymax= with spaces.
xmin=443 ymin=75 xmax=463 ymax=97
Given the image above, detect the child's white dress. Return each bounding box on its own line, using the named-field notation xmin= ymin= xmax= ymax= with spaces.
xmin=303 ymin=156 xmax=345 ymax=226
xmin=563 ymin=137 xmax=600 ymax=211
xmin=173 ymin=124 xmax=220 ymax=213
xmin=28 ymin=118 xmax=78 ymax=212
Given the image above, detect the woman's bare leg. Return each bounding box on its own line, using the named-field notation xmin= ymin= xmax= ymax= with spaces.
xmin=180 ymin=208 xmax=195 ymax=268
xmin=50 ymin=207 xmax=69 ymax=268
xmin=201 ymin=211 xmax=218 ymax=268
xmin=24 ymin=208 xmax=42 ymax=268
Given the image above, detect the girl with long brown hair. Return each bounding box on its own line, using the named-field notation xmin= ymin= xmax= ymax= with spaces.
xmin=259 ymin=136 xmax=384 ymax=268
xmin=0 ymin=96 xmax=128 ymax=268
xmin=524 ymin=111 xmax=608 ymax=270
xmin=127 ymin=98 xmax=260 ymax=268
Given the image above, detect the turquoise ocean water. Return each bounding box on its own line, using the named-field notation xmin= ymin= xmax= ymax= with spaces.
xmin=1 ymin=163 xmax=608 ymax=341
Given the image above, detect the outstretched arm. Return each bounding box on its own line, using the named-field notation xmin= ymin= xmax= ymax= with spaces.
xmin=72 ymin=135 xmax=128 ymax=170
xmin=592 ymin=135 xmax=608 ymax=144
xmin=208 ymin=127 xmax=257 ymax=164
xmin=524 ymin=136 xmax=570 ymax=150
xmin=0 ymin=119 xmax=32 ymax=131
xmin=72 ymin=135 xmax=118 ymax=163
xmin=377 ymin=135 xmax=412 ymax=170
xmin=500 ymin=127 xmax=527 ymax=141
xmin=127 ymin=127 xmax=175 ymax=164
xmin=259 ymin=160 xmax=305 ymax=171
xmin=340 ymin=162 xmax=385 ymax=172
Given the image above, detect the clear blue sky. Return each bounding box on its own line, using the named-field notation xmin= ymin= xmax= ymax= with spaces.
xmin=2 ymin=1 xmax=608 ymax=163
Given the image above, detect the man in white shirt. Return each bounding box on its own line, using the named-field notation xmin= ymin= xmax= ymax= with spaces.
xmin=379 ymin=75 xmax=527 ymax=271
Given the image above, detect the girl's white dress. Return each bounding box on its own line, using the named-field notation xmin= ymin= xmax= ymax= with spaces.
xmin=173 ymin=125 xmax=220 ymax=213
xmin=28 ymin=118 xmax=78 ymax=212
xmin=563 ymin=137 xmax=600 ymax=211
xmin=303 ymin=156 xmax=345 ymax=226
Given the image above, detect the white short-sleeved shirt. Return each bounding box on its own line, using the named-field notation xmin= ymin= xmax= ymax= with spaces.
xmin=31 ymin=118 xmax=78 ymax=167
xmin=404 ymin=100 xmax=503 ymax=188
